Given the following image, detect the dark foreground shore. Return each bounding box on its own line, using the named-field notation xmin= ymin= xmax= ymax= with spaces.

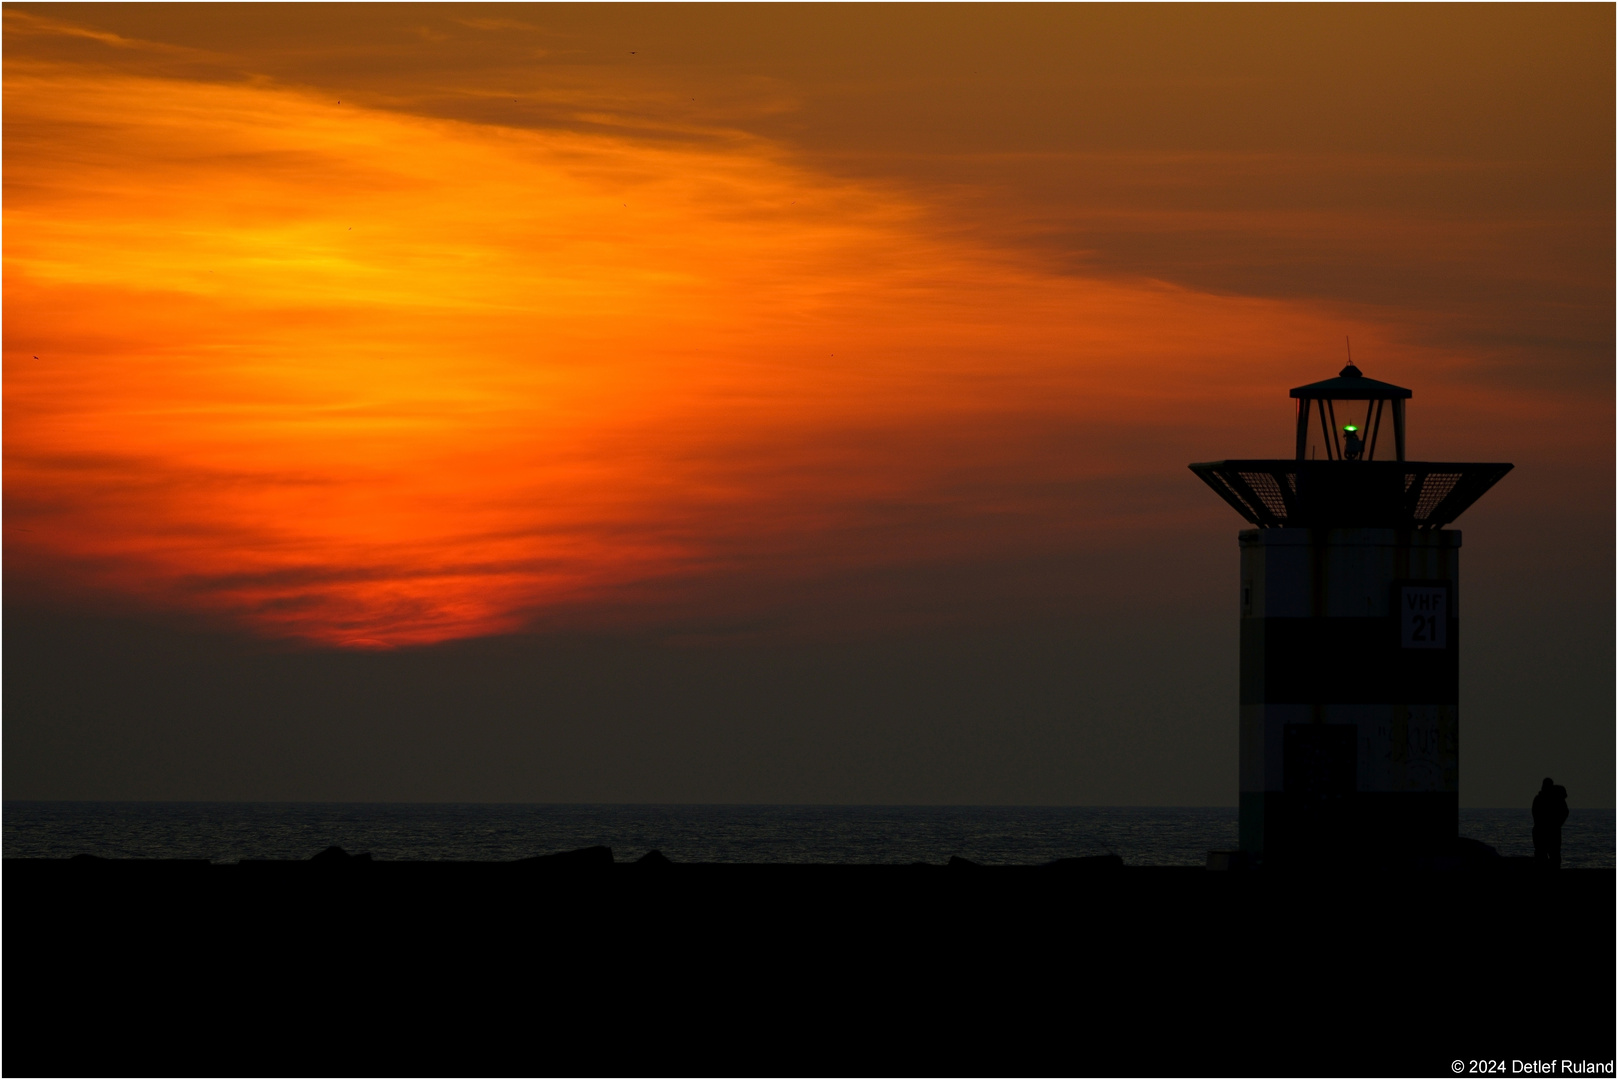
xmin=6 ymin=855 xmax=1613 ymax=1078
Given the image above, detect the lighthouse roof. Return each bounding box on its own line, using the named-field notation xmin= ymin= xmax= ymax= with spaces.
xmin=1290 ymin=364 xmax=1412 ymax=400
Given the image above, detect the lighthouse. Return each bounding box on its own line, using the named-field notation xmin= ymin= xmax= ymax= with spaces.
xmin=1191 ymin=364 xmax=1512 ymax=865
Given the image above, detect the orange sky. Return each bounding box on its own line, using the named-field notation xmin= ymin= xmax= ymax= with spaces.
xmin=5 ymin=4 xmax=1612 ymax=648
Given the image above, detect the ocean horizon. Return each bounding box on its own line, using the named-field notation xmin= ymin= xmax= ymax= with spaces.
xmin=5 ymin=802 xmax=1612 ymax=868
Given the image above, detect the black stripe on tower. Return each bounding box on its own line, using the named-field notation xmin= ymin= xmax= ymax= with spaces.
xmin=1241 ymin=617 xmax=1458 ymax=705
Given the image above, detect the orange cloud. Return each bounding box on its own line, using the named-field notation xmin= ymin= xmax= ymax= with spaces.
xmin=4 ymin=61 xmax=1569 ymax=647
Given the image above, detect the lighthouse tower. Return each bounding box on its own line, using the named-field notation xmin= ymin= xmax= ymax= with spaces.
xmin=1191 ymin=365 xmax=1511 ymax=865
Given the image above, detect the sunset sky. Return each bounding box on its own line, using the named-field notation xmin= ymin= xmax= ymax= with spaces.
xmin=5 ymin=5 xmax=1612 ymax=806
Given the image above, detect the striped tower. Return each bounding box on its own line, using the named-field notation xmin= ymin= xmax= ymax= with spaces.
xmin=1192 ymin=365 xmax=1511 ymax=866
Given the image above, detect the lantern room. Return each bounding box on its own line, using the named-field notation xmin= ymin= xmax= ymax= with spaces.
xmin=1291 ymin=362 xmax=1410 ymax=462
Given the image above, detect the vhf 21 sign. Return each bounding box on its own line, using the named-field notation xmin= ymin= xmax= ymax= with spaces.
xmin=1400 ymin=584 xmax=1448 ymax=649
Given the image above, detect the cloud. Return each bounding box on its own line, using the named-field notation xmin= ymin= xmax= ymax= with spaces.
xmin=4 ymin=57 xmax=1607 ymax=647
xmin=3 ymin=8 xmax=184 ymax=52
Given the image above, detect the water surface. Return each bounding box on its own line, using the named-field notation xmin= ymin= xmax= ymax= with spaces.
xmin=4 ymin=803 xmax=1611 ymax=867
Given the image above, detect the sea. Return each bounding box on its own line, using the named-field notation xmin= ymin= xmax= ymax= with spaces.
xmin=3 ymin=803 xmax=1613 ymax=867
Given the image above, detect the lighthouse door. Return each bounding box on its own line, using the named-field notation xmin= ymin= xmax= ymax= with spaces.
xmin=1282 ymin=724 xmax=1358 ymax=858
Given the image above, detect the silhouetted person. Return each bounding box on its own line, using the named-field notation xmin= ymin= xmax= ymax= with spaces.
xmin=1531 ymin=778 xmax=1569 ymax=869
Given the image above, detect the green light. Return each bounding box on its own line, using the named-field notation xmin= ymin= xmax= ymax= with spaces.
xmin=1343 ymin=425 xmax=1358 ymax=432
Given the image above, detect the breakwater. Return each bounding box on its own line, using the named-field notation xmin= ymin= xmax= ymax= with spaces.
xmin=6 ymin=854 xmax=1611 ymax=1077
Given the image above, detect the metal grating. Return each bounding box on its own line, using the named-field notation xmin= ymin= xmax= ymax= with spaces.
xmin=1410 ymin=473 xmax=1462 ymax=522
xmin=1207 ymin=470 xmax=1264 ymax=521
xmin=1237 ymin=471 xmax=1292 ymax=519
xmin=1192 ymin=460 xmax=1511 ymax=529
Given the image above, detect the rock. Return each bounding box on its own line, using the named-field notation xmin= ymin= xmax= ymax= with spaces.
xmin=1455 ymin=837 xmax=1500 ymax=861
xmin=516 ymin=845 xmax=613 ymax=867
xmin=1045 ymin=854 xmax=1125 ymax=872
xmin=947 ymin=855 xmax=981 ymax=869
xmin=310 ymin=846 xmax=371 ymax=863
xmin=635 ymin=850 xmax=672 ymax=865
